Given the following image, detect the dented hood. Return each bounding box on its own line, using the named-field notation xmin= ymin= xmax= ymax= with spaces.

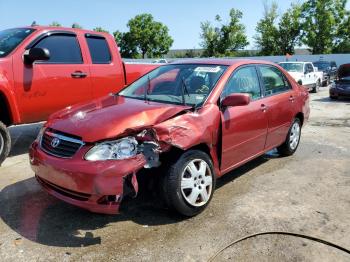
xmin=47 ymin=95 xmax=190 ymax=142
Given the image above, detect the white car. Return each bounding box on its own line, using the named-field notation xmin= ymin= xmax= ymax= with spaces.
xmin=279 ymin=62 xmax=323 ymax=93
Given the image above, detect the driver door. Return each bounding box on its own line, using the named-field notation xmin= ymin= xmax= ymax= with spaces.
xmin=220 ymin=65 xmax=268 ymax=173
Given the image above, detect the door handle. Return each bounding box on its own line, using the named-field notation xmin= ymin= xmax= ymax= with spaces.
xmin=261 ymin=104 xmax=268 ymax=112
xmin=71 ymin=71 xmax=87 ymax=78
xmin=289 ymin=96 xmax=295 ymax=102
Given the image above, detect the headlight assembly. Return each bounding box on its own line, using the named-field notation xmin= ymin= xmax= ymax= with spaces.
xmin=85 ymin=137 xmax=138 ymax=161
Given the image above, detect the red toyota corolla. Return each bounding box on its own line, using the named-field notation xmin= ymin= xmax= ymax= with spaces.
xmin=29 ymin=59 xmax=310 ymax=216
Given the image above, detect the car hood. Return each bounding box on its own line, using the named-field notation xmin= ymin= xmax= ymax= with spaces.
xmin=286 ymin=72 xmax=303 ymax=80
xmin=47 ymin=95 xmax=191 ymax=142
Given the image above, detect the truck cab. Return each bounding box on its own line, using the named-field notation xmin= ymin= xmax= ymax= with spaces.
xmin=0 ymin=26 xmax=157 ymax=165
xmin=279 ymin=62 xmax=322 ymax=93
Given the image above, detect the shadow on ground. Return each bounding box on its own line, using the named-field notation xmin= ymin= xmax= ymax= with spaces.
xmin=0 ymin=155 xmax=271 ymax=248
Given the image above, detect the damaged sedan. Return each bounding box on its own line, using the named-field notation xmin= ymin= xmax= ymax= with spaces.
xmin=29 ymin=59 xmax=310 ymax=216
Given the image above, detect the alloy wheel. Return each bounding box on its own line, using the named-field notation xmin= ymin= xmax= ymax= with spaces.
xmin=289 ymin=122 xmax=301 ymax=150
xmin=180 ymin=159 xmax=213 ymax=207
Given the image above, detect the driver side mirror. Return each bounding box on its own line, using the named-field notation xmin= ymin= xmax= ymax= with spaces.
xmin=221 ymin=93 xmax=251 ymax=108
xmin=24 ymin=47 xmax=50 ymax=65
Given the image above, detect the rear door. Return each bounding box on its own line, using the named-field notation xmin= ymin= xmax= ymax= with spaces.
xmin=14 ymin=32 xmax=92 ymax=123
xmin=257 ymin=65 xmax=296 ymax=150
xmin=220 ymin=65 xmax=268 ymax=173
xmin=84 ymin=34 xmax=125 ymax=98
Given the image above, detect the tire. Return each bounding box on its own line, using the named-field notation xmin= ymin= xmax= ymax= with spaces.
xmin=0 ymin=121 xmax=11 ymax=166
xmin=312 ymin=80 xmax=320 ymax=93
xmin=330 ymin=95 xmax=338 ymax=100
xmin=277 ymin=118 xmax=301 ymax=157
xmin=162 ymin=150 xmax=216 ymax=217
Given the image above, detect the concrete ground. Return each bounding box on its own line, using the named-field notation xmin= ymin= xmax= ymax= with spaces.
xmin=0 ymin=87 xmax=349 ymax=262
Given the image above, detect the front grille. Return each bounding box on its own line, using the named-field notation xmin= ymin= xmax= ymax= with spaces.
xmin=40 ymin=129 xmax=84 ymax=158
xmin=37 ymin=176 xmax=91 ymax=201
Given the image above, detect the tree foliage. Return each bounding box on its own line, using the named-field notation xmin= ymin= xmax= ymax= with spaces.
xmin=301 ymin=0 xmax=347 ymax=54
xmin=115 ymin=14 xmax=173 ymax=58
xmin=254 ymin=1 xmax=280 ymax=55
xmin=49 ymin=21 xmax=62 ymax=27
xmin=200 ymin=8 xmax=249 ymax=57
xmin=93 ymin=27 xmax=109 ymax=33
xmin=72 ymin=23 xmax=83 ymax=29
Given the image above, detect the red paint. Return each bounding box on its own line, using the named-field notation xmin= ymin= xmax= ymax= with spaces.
xmin=0 ymin=26 xmax=157 ymax=125
xmin=30 ymin=59 xmax=310 ymax=214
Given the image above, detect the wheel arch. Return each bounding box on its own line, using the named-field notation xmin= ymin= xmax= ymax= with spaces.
xmin=295 ymin=112 xmax=304 ymax=127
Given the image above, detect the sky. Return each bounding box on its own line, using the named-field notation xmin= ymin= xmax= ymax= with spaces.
xmin=0 ymin=0 xmax=349 ymax=49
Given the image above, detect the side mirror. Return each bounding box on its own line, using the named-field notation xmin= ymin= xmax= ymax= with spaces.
xmin=24 ymin=47 xmax=50 ymax=65
xmin=221 ymin=93 xmax=251 ymax=108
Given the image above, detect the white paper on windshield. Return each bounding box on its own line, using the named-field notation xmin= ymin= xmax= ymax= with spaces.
xmin=194 ymin=66 xmax=221 ymax=73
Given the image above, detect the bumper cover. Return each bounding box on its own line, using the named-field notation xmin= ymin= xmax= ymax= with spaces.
xmin=29 ymin=141 xmax=146 ymax=214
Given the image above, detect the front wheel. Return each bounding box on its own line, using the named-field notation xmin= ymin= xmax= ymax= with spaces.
xmin=312 ymin=80 xmax=320 ymax=93
xmin=277 ymin=118 xmax=301 ymax=156
xmin=162 ymin=150 xmax=216 ymax=217
xmin=0 ymin=121 xmax=11 ymax=165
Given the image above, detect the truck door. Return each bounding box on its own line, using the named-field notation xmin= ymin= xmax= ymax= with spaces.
xmin=14 ymin=31 xmax=92 ymax=123
xmin=305 ymin=63 xmax=315 ymax=86
xmin=84 ymin=34 xmax=125 ymax=98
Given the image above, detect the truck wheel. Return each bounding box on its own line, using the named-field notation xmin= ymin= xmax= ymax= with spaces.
xmin=277 ymin=118 xmax=301 ymax=157
xmin=0 ymin=121 xmax=11 ymax=165
xmin=162 ymin=150 xmax=216 ymax=217
xmin=312 ymin=80 xmax=320 ymax=93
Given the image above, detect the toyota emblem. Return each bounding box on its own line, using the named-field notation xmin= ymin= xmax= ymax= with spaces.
xmin=51 ymin=138 xmax=60 ymax=148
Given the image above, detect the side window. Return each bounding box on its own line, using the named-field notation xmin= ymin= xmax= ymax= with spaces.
xmin=331 ymin=61 xmax=337 ymax=68
xmin=222 ymin=66 xmax=261 ymax=100
xmin=307 ymin=63 xmax=314 ymax=73
xmin=33 ymin=34 xmax=82 ymax=63
xmin=259 ymin=66 xmax=291 ymax=96
xmin=85 ymin=35 xmax=111 ymax=64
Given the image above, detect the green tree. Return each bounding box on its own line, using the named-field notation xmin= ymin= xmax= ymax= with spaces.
xmin=115 ymin=14 xmax=173 ymax=58
xmin=31 ymin=21 xmax=37 ymax=26
xmin=200 ymin=8 xmax=249 ymax=57
xmin=113 ymin=30 xmax=140 ymax=58
xmin=277 ymin=3 xmax=302 ymax=55
xmin=49 ymin=21 xmax=62 ymax=27
xmin=72 ymin=23 xmax=83 ymax=29
xmin=301 ymin=0 xmax=347 ymax=54
xmin=333 ymin=11 xmax=350 ymax=53
xmin=254 ymin=1 xmax=280 ymax=55
xmin=93 ymin=27 xmax=109 ymax=33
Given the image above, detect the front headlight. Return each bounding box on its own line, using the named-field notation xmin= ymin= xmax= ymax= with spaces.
xmin=85 ymin=137 xmax=138 ymax=161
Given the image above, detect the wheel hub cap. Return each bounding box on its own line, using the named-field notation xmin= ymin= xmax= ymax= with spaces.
xmin=181 ymin=159 xmax=213 ymax=207
xmin=289 ymin=122 xmax=300 ymax=150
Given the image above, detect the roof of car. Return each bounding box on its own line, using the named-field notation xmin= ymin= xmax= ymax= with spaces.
xmin=171 ymin=58 xmax=277 ymax=66
xmin=15 ymin=26 xmax=106 ymax=35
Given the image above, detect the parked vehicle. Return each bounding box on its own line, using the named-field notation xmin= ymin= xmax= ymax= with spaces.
xmin=313 ymin=60 xmax=337 ymax=86
xmin=330 ymin=63 xmax=350 ymax=99
xmin=29 ymin=59 xmax=310 ymax=216
xmin=279 ymin=62 xmax=323 ymax=93
xmin=0 ymin=26 xmax=157 ymax=164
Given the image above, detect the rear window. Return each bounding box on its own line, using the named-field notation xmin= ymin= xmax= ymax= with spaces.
xmin=85 ymin=35 xmax=111 ymax=64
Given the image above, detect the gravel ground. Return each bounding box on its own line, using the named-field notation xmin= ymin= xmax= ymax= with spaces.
xmin=0 ymin=86 xmax=349 ymax=262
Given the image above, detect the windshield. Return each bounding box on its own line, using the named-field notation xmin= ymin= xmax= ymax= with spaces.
xmin=0 ymin=28 xmax=35 ymax=58
xmin=119 ymin=64 xmax=228 ymax=107
xmin=279 ymin=63 xmax=303 ymax=73
xmin=313 ymin=62 xmax=330 ymax=71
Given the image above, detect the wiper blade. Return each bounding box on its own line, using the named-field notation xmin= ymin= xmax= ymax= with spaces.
xmin=181 ymin=77 xmax=190 ymax=106
xmin=144 ymin=76 xmax=151 ymax=101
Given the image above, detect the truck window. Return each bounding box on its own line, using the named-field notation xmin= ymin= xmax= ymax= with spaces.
xmin=85 ymin=35 xmax=111 ymax=64
xmin=33 ymin=34 xmax=83 ymax=64
xmin=306 ymin=63 xmax=314 ymax=73
xmin=0 ymin=28 xmax=35 ymax=57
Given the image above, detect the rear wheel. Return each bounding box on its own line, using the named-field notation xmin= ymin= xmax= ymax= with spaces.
xmin=0 ymin=121 xmax=11 ymax=165
xmin=162 ymin=150 xmax=216 ymax=217
xmin=277 ymin=118 xmax=301 ymax=157
xmin=312 ymin=80 xmax=321 ymax=93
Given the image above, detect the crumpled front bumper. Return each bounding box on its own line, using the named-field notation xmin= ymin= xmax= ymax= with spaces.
xmin=29 ymin=141 xmax=146 ymax=214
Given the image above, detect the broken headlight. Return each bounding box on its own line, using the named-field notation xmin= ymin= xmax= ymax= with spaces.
xmin=85 ymin=137 xmax=138 ymax=161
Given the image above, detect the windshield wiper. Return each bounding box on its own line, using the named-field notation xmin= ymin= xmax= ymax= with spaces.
xmin=144 ymin=76 xmax=151 ymax=101
xmin=181 ymin=77 xmax=190 ymax=106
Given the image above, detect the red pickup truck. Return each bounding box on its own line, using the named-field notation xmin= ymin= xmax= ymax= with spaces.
xmin=0 ymin=26 xmax=157 ymax=164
